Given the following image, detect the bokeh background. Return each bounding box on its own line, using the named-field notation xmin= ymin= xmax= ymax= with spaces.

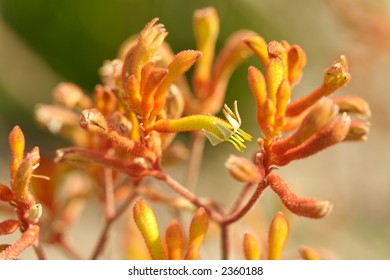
xmin=0 ymin=0 xmax=389 ymax=259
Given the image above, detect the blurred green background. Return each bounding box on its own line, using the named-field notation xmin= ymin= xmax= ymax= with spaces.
xmin=0 ymin=0 xmax=389 ymax=259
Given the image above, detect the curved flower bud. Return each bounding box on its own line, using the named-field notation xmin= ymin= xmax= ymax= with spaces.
xmin=148 ymin=102 xmax=252 ymax=151
xmin=267 ymin=174 xmax=333 ymax=218
xmin=333 ymin=95 xmax=371 ymax=119
xmin=244 ymin=35 xmax=269 ymax=67
xmin=272 ymin=98 xmax=339 ymax=155
xmin=287 ymin=45 xmax=306 ymax=87
xmin=273 ymin=113 xmax=351 ymax=166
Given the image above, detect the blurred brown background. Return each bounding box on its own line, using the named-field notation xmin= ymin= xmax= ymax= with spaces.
xmin=0 ymin=0 xmax=389 ymax=259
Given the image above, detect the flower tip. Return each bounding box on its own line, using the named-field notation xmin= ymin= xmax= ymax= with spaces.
xmin=315 ymin=200 xmax=333 ymax=218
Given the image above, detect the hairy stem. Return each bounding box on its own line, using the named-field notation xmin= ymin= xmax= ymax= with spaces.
xmin=222 ymin=181 xmax=267 ymax=225
xmin=229 ymin=183 xmax=254 ymax=214
xmin=156 ymin=172 xmax=223 ymax=222
xmin=90 ymin=187 xmax=137 ymax=260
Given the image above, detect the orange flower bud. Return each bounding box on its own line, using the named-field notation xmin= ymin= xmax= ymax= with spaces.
xmin=272 ymin=98 xmax=339 ymax=155
xmin=0 ymin=184 xmax=13 ymax=202
xmin=9 ymin=126 xmax=25 ymax=180
xmin=94 ymin=85 xmax=118 ymax=116
xmin=0 ymin=220 xmax=19 ymax=235
xmin=333 ymin=95 xmax=371 ymax=119
xmin=184 ymin=207 xmax=209 ymax=260
xmin=165 ymin=220 xmax=184 ymax=260
xmin=192 ymin=7 xmax=219 ymax=99
xmin=13 ymin=152 xmax=38 ymax=209
xmin=248 ymin=66 xmax=267 ymax=129
xmin=274 ymin=113 xmax=351 ymax=166
xmin=244 ymin=35 xmax=269 ymax=67
xmin=287 ymin=45 xmax=306 ymax=87
xmin=266 ymin=58 xmax=285 ymax=106
xmin=122 ymin=18 xmax=168 ymax=82
xmin=268 ymin=212 xmax=288 ymax=260
xmin=225 ymin=155 xmax=264 ymax=183
xmin=152 ymin=50 xmax=201 ymax=120
xmin=267 ymin=174 xmax=333 ymax=218
xmin=243 ymin=233 xmax=261 ymax=260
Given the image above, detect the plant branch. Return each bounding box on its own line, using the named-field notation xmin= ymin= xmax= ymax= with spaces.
xmin=90 ymin=189 xmax=137 ymax=260
xmin=229 ymin=183 xmax=254 ymax=214
xmin=221 ymin=180 xmax=267 ymax=225
xmin=156 ymin=171 xmax=223 ymax=222
xmin=33 ymin=242 xmax=46 ymax=260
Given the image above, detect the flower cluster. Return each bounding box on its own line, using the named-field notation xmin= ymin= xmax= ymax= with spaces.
xmin=1 ymin=6 xmax=371 ymax=260
xmin=0 ymin=127 xmax=42 ymax=259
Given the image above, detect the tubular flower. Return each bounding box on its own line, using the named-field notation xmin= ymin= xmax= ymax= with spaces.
xmin=148 ymin=101 xmax=252 ymax=152
xmin=0 ymin=126 xmax=42 ymax=260
xmin=132 ymin=198 xmax=209 ymax=260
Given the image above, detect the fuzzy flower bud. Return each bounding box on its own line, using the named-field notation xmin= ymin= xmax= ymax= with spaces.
xmin=225 ymin=155 xmax=264 ymax=183
xmin=267 ymin=174 xmax=333 ymax=218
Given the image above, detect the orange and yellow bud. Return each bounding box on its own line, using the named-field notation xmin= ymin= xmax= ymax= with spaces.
xmin=243 ymin=233 xmax=261 ymax=260
xmin=165 ymin=220 xmax=185 ymax=260
xmin=184 ymin=207 xmax=209 ymax=260
xmin=133 ymin=198 xmax=167 ymax=260
xmin=192 ymin=7 xmax=219 ymax=99
xmin=267 ymin=212 xmax=289 ymax=260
